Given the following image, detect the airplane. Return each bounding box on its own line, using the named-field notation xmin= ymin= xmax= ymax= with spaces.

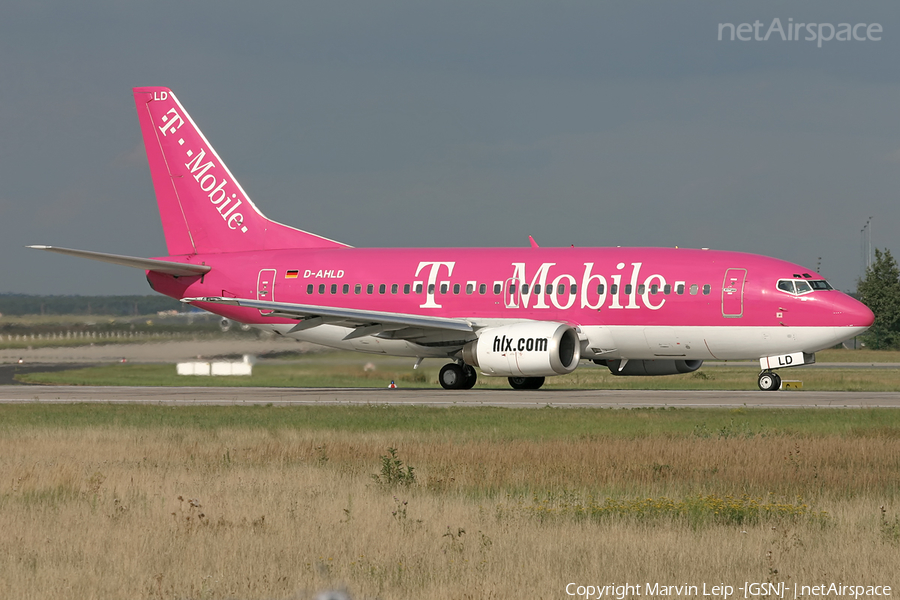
xmin=30 ymin=87 xmax=874 ymax=392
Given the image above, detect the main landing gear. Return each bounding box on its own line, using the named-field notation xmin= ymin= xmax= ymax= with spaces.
xmin=439 ymin=363 xmax=478 ymax=390
xmin=757 ymin=371 xmax=782 ymax=392
xmin=508 ymin=376 xmax=545 ymax=390
xmin=437 ymin=364 xmax=546 ymax=390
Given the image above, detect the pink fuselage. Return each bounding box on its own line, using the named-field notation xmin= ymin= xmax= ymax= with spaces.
xmin=147 ymin=246 xmax=873 ymax=362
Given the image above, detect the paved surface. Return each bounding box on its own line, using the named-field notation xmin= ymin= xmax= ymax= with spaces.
xmin=0 ymin=338 xmax=316 ymax=364
xmin=1 ymin=386 xmax=899 ymax=408
xmin=1 ymin=341 xmax=897 ymax=408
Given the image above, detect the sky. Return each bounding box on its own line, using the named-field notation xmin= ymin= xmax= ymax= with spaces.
xmin=2 ymin=0 xmax=898 ymax=295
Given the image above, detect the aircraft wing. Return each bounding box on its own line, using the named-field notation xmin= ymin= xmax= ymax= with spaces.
xmin=28 ymin=245 xmax=211 ymax=276
xmin=182 ymin=296 xmax=475 ymax=341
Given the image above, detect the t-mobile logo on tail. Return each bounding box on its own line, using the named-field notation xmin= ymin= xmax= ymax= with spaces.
xmin=158 ymin=108 xmax=184 ymax=136
xmin=153 ymin=103 xmax=249 ymax=234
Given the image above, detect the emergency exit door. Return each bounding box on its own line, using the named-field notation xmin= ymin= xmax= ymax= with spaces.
xmin=257 ymin=269 xmax=276 ymax=314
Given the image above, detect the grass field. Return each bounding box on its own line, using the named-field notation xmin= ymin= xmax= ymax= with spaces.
xmin=15 ymin=347 xmax=900 ymax=390
xmin=0 ymin=404 xmax=898 ymax=599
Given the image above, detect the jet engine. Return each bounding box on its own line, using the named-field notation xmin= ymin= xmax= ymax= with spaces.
xmin=596 ymin=359 xmax=703 ymax=376
xmin=462 ymin=322 xmax=581 ymax=377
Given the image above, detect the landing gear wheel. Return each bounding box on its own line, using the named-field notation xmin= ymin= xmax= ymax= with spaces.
xmin=439 ymin=363 xmax=465 ymax=390
xmin=508 ymin=376 xmax=546 ymax=390
xmin=460 ymin=365 xmax=478 ymax=390
xmin=758 ymin=371 xmax=781 ymax=391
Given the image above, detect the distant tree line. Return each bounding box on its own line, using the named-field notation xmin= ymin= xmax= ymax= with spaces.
xmin=0 ymin=294 xmax=184 ymax=316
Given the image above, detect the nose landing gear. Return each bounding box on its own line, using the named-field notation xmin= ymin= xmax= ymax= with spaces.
xmin=757 ymin=352 xmax=815 ymax=391
xmin=757 ymin=371 xmax=782 ymax=391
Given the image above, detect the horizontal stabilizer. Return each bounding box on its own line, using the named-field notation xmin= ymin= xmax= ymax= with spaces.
xmin=28 ymin=245 xmax=211 ymax=276
xmin=183 ymin=296 xmax=474 ymax=333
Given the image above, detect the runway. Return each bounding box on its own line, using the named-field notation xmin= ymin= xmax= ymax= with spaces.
xmin=1 ymin=385 xmax=899 ymax=408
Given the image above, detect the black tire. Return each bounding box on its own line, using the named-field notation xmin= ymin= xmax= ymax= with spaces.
xmin=439 ymin=363 xmax=465 ymax=390
xmin=758 ymin=372 xmax=780 ymax=391
xmin=459 ymin=365 xmax=477 ymax=390
xmin=772 ymin=372 xmax=782 ymax=390
xmin=508 ymin=376 xmax=545 ymax=390
xmin=527 ymin=377 xmax=546 ymax=390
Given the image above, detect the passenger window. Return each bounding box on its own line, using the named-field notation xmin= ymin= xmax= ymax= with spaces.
xmin=330 ymin=284 xmax=337 ymax=294
xmin=676 ymin=284 xmax=684 ymax=295
xmin=404 ymin=284 xmax=410 ymax=294
xmin=427 ymin=283 xmax=434 ymax=294
xmin=597 ymin=284 xmax=605 ymax=294
xmin=342 ymin=284 xmax=349 ymax=294
xmin=547 ymin=284 xmax=554 ymax=294
xmin=466 ymin=283 xmax=474 ymax=295
xmin=795 ymin=281 xmax=812 ymax=294
xmin=453 ymin=283 xmax=460 ymax=294
xmin=416 ymin=283 xmax=423 ymax=294
xmin=440 ymin=283 xmax=448 ymax=294
xmin=650 ymin=284 xmax=659 ymax=295
xmin=702 ymin=284 xmax=711 ymax=295
xmin=318 ymin=284 xmax=325 ymax=294
xmin=624 ymin=284 xmax=633 ymax=295
xmin=534 ymin=284 xmax=542 ymax=295
xmin=570 ymin=284 xmax=577 ymax=295
xmin=663 ymin=284 xmax=670 ymax=295
xmin=638 ymin=284 xmax=646 ymax=295
xmin=690 ymin=284 xmax=698 ymax=295
xmin=355 ymin=284 xmax=362 ymax=294
xmin=307 ymin=284 xmax=314 ymax=294
xmin=610 ymin=284 xmax=618 ymax=295
xmin=479 ymin=283 xmax=486 ymax=295
xmin=367 ymin=284 xmax=374 ymax=294
xmin=494 ymin=283 xmax=502 ymax=295
xmin=508 ymin=284 xmax=516 ymax=295
xmin=379 ymin=284 xmax=386 ymax=294
xmin=391 ymin=284 xmax=398 ymax=294
xmin=521 ymin=284 xmax=529 ymax=294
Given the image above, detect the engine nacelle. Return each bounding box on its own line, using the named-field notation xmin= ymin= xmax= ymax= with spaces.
xmin=462 ymin=322 xmax=581 ymax=377
xmin=597 ymin=359 xmax=703 ymax=376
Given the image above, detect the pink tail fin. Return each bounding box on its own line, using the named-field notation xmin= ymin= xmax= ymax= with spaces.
xmin=133 ymin=87 xmax=349 ymax=256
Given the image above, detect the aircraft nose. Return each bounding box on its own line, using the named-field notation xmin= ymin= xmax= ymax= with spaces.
xmin=832 ymin=293 xmax=874 ymax=329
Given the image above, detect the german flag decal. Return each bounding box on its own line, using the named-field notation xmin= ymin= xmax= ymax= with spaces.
xmin=285 ymin=270 xmax=299 ymax=279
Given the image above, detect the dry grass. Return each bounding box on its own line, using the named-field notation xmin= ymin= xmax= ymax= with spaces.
xmin=1 ymin=426 xmax=899 ymax=599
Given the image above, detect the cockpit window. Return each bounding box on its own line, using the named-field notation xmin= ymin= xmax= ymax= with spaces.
xmin=777 ymin=280 xmax=795 ymax=294
xmin=777 ymin=278 xmax=833 ymax=295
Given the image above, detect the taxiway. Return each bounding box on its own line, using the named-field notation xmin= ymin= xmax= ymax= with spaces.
xmin=1 ymin=386 xmax=899 ymax=408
